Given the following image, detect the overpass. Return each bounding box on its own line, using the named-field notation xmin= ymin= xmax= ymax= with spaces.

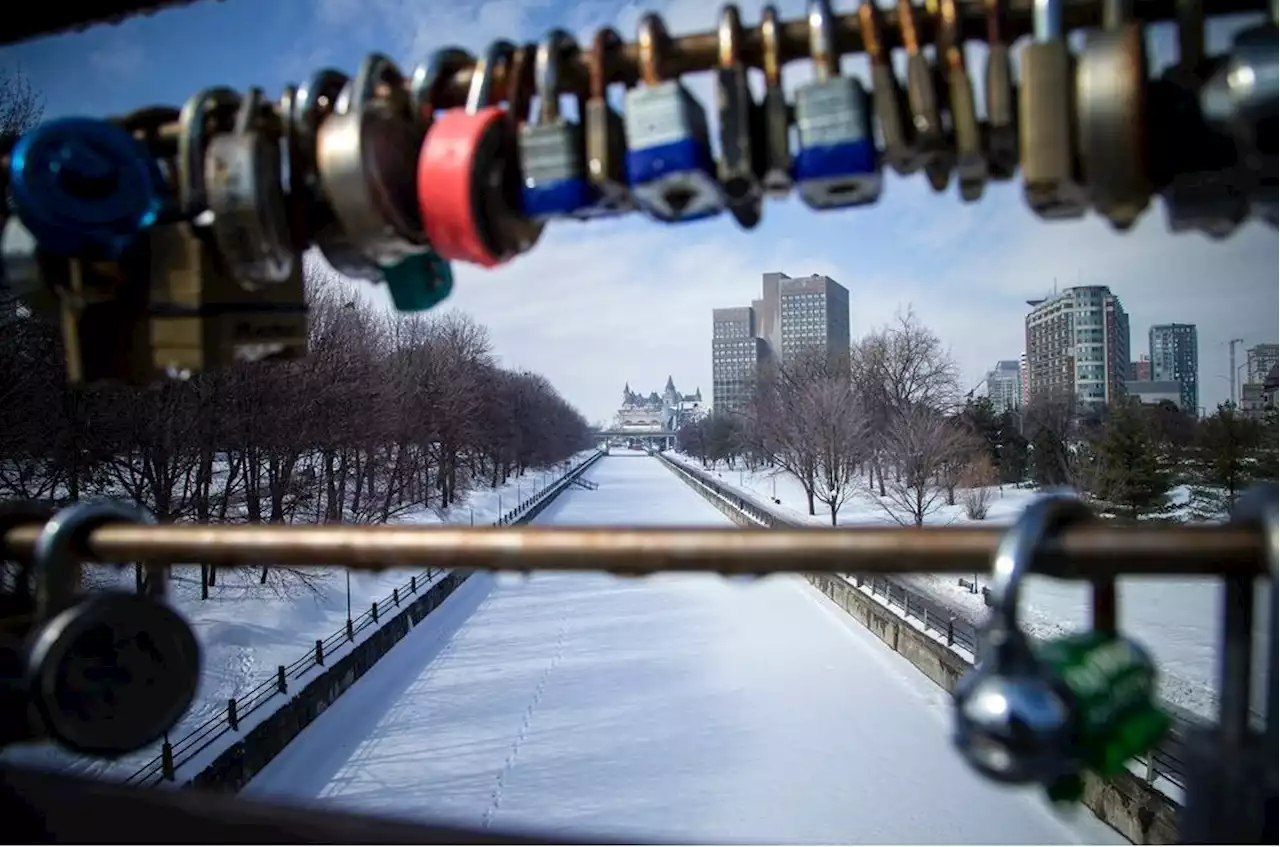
xmin=597 ymin=429 xmax=677 ymax=450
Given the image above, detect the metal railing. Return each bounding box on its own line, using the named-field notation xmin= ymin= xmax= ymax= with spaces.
xmin=122 ymin=450 xmax=604 ymax=787
xmin=657 ymin=452 xmax=1192 ymax=795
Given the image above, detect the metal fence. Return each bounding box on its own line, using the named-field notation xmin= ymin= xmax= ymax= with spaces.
xmin=658 ymin=453 xmax=1191 ymax=795
xmin=123 ymin=450 xmax=604 ymax=787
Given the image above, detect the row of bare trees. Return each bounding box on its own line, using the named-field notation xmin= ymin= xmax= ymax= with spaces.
xmin=678 ymin=309 xmax=1278 ymax=526
xmin=0 ymin=266 xmax=593 ymax=590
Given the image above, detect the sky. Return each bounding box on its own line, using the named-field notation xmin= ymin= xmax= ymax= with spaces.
xmin=2 ymin=0 xmax=1276 ymax=424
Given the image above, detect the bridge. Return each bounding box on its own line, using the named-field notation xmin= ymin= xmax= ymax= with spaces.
xmin=597 ymin=429 xmax=678 ymax=450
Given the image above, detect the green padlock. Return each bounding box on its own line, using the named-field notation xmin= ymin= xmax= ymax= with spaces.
xmin=1037 ymin=630 xmax=1171 ymax=803
xmin=382 ymin=250 xmax=454 ymax=312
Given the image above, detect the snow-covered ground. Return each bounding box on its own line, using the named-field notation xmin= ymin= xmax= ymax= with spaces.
xmin=0 ymin=451 xmax=598 ymax=783
xmin=667 ymin=453 xmax=1271 ymax=724
xmin=245 ymin=455 xmax=1122 ymax=845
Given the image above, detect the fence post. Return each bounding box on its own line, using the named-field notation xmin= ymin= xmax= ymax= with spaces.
xmin=411 ymin=575 xmax=417 ymax=593
xmin=946 ymin=616 xmax=955 ymax=647
xmin=314 ymin=639 xmax=324 ymax=667
xmin=393 ymin=587 xmax=400 ymax=606
xmin=277 ymin=665 xmax=287 ymax=694
xmin=227 ymin=698 xmax=239 ymax=731
xmin=371 ymin=601 xmax=379 ymax=622
xmin=346 ymin=618 xmax=354 ymax=641
xmin=1145 ymin=754 xmax=1158 ymax=784
xmin=923 ymin=608 xmax=929 ymax=632
xmin=904 ymin=592 xmax=911 ymax=619
xmin=161 ymin=736 xmax=175 ymax=782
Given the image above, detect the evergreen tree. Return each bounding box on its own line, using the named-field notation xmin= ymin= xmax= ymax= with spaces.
xmin=960 ymin=396 xmax=1001 ymax=467
xmin=1090 ymin=402 xmax=1175 ymax=521
xmin=1190 ymin=402 xmax=1266 ymax=520
xmin=1030 ymin=427 xmax=1071 ymax=487
xmin=996 ymin=409 xmax=1029 ymax=484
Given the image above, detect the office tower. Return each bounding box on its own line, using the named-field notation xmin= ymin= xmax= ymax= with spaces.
xmin=1025 ymin=285 xmax=1131 ymax=406
xmin=985 ymin=360 xmax=1022 ymax=411
xmin=1247 ymin=343 xmax=1279 ymax=385
xmin=712 ymin=306 xmax=768 ymax=412
xmin=1149 ymin=323 xmax=1199 ymax=413
xmin=776 ymin=274 xmax=852 ymax=363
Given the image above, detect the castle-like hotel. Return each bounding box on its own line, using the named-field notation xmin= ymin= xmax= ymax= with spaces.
xmin=613 ymin=377 xmax=703 ymax=432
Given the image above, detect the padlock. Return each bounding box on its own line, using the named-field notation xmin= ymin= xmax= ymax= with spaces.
xmin=419 ymin=39 xmax=545 ymax=268
xmin=164 ymin=88 xmax=308 ymax=375
xmin=1018 ymin=0 xmax=1088 ymax=219
xmin=1075 ymin=0 xmax=1152 ymax=231
xmin=1200 ymin=23 xmax=1279 ymax=229
xmin=1146 ymin=1 xmax=1250 ymax=240
xmin=937 ymin=0 xmax=987 ymax=201
xmin=318 ymin=54 xmax=453 ymax=312
xmin=793 ymin=0 xmax=881 ymax=210
xmin=715 ymin=4 xmax=765 ymax=230
xmin=952 ymin=494 xmax=1094 ymax=786
xmin=204 ymin=87 xmax=295 ymax=286
xmin=25 ymin=500 xmax=200 ymax=757
xmin=759 ymin=5 xmax=793 ymax=197
xmin=859 ymin=0 xmax=919 ymax=176
xmin=624 ymin=13 xmax=723 ymax=223
xmin=8 ymin=116 xmax=164 ymax=260
xmin=583 ymin=28 xmax=635 ymax=214
xmin=290 ymin=68 xmax=365 ymax=258
xmin=983 ymin=0 xmax=1019 ymax=180
xmin=898 ymin=0 xmax=949 ymax=179
xmin=518 ymin=29 xmax=596 ymax=220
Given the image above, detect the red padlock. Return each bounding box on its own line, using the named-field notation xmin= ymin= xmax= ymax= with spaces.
xmin=417 ymin=39 xmax=542 ymax=269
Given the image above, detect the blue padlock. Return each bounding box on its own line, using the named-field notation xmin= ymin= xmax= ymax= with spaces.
xmin=623 ymin=13 xmax=723 ymax=224
xmin=9 ymin=117 xmax=164 ymax=258
xmin=792 ymin=0 xmax=882 ymax=210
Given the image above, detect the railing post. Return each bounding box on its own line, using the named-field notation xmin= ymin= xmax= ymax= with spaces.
xmin=410 ymin=575 xmax=417 ymax=593
xmin=946 ymin=616 xmax=955 ymax=647
xmin=346 ymin=618 xmax=354 ymax=641
xmin=161 ymin=736 xmax=175 ymax=782
xmin=277 ymin=665 xmax=287 ymax=694
xmin=393 ymin=587 xmax=400 ymax=606
xmin=314 ymin=638 xmax=324 ymax=667
xmin=227 ymin=698 xmax=239 ymax=731
xmin=371 ymin=601 xmax=378 ymax=622
xmin=1145 ymin=754 xmax=1158 ymax=784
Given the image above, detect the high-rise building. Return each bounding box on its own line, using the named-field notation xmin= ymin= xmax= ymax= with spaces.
xmin=985 ymin=360 xmax=1022 ymax=411
xmin=712 ymin=306 xmax=768 ymax=412
xmin=1129 ymin=354 xmax=1151 ymax=380
xmin=1149 ymin=323 xmax=1199 ymax=413
xmin=1246 ymin=343 xmax=1279 ymax=386
xmin=1024 ymin=285 xmax=1130 ymax=406
xmin=776 ymin=274 xmax=851 ymax=363
xmin=1019 ymin=352 xmax=1030 ymax=407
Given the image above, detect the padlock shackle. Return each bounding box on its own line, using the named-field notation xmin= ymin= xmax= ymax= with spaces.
xmin=989 ymin=493 xmax=1094 ymax=639
xmin=467 ymin=40 xmax=517 ymax=114
xmin=718 ymin=4 xmax=745 ymax=69
xmin=983 ymin=0 xmax=1009 ymax=43
xmin=895 ymin=0 xmax=924 ymax=54
xmin=856 ymin=1 xmax=888 ymax=66
xmin=806 ymin=0 xmax=840 ymax=79
xmin=760 ymin=5 xmax=784 ymax=86
xmin=588 ymin=27 xmax=623 ymax=100
xmin=341 ymin=53 xmax=406 ymax=119
xmin=412 ymin=48 xmax=474 ymax=128
xmin=536 ymin=29 xmax=577 ymax=124
xmin=33 ymin=500 xmax=158 ymax=625
xmin=1033 ymin=0 xmax=1065 ymax=39
xmin=233 ymin=87 xmax=264 ymax=136
xmin=637 ymin=12 xmax=671 ymax=86
xmin=176 ymin=86 xmax=240 ymax=217
xmin=938 ymin=0 xmax=966 ymax=60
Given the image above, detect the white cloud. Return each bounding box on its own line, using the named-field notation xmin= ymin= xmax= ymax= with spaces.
xmin=86 ymin=34 xmax=147 ymax=80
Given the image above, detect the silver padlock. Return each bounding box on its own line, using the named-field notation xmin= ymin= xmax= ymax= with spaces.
xmin=793 ymin=0 xmax=881 ymax=210
xmin=518 ymin=29 xmax=596 ymax=220
xmin=952 ymin=494 xmax=1093 ymax=785
xmin=204 ymin=87 xmax=295 ymax=287
xmin=26 ymin=500 xmax=200 ymax=757
xmin=623 ymin=13 xmax=724 ymax=223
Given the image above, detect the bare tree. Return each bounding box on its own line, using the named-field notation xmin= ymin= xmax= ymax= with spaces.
xmin=0 ymin=66 xmax=43 ymax=139
xmin=878 ymin=406 xmax=967 ymax=527
xmin=805 ymin=377 xmax=873 ymax=525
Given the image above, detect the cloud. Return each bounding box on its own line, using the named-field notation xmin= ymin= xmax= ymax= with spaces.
xmin=86 ymin=34 xmax=147 ymax=80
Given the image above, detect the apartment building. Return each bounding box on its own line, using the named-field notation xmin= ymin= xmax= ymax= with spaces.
xmin=1024 ymin=285 xmax=1131 ymax=406
xmin=1247 ymin=343 xmax=1279 ymax=386
xmin=985 ymin=360 xmax=1022 ymax=412
xmin=1149 ymin=323 xmax=1199 ymax=413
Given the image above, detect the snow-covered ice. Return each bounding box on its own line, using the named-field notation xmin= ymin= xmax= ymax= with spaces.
xmin=0 ymin=453 xmax=596 ymax=782
xmin=245 ymin=454 xmax=1122 ymax=845
xmin=670 ymin=453 xmax=1271 ymax=723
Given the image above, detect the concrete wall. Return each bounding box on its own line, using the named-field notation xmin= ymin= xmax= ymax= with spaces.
xmin=657 ymin=454 xmax=1181 ymax=845
xmin=186 ymin=450 xmax=606 ymax=794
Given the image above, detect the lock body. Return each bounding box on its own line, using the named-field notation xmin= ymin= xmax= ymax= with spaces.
xmin=623 ymin=81 xmax=723 ymax=223
xmin=519 ymin=121 xmax=595 ymax=220
xmin=794 ymin=76 xmax=881 ymax=209
xmin=583 ymin=99 xmax=633 ymax=214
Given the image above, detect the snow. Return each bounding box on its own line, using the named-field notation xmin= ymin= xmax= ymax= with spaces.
xmin=669 ymin=453 xmax=1271 ymax=724
xmin=245 ymin=455 xmax=1122 ymax=845
xmin=0 ymin=451 xmax=599 ymax=783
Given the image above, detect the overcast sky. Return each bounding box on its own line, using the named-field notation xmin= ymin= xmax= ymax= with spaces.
xmin=5 ymin=0 xmax=1276 ymax=423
